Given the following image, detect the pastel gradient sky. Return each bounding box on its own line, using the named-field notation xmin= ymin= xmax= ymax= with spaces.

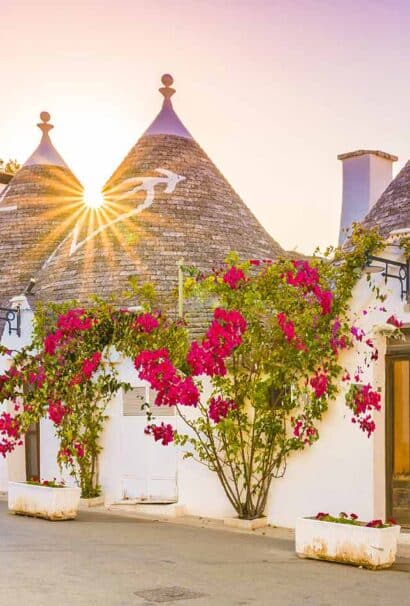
xmin=1 ymin=0 xmax=409 ymax=253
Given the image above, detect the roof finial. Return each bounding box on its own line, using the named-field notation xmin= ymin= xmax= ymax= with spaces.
xmin=22 ymin=111 xmax=69 ymax=169
xmin=37 ymin=111 xmax=54 ymax=135
xmin=159 ymin=74 xmax=175 ymax=102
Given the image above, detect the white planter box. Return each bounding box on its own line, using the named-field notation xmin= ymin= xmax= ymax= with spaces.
xmin=79 ymin=495 xmax=104 ymax=509
xmin=223 ymin=517 xmax=267 ymax=531
xmin=8 ymin=482 xmax=81 ymax=521
xmin=295 ymin=517 xmax=401 ymax=570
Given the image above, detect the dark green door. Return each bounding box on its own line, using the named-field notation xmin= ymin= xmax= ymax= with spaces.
xmin=25 ymin=422 xmax=40 ymax=481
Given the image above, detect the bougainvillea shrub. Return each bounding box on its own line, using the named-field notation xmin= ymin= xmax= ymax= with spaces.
xmin=0 ymin=225 xmax=402 ymax=516
xmin=0 ymin=297 xmax=188 ymax=497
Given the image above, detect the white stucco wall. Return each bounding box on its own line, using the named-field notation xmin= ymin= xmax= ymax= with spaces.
xmin=0 ymin=248 xmax=408 ymax=525
xmin=0 ymin=296 xmax=34 ymax=491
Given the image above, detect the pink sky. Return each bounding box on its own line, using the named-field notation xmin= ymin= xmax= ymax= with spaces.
xmin=1 ymin=0 xmax=409 ymax=253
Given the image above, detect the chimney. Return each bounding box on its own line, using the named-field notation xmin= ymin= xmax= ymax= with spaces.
xmin=337 ymin=150 xmax=398 ymax=245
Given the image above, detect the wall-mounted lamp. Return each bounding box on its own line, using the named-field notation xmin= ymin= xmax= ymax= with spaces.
xmin=0 ymin=307 xmax=21 ymax=337
xmin=364 ymin=253 xmax=410 ymax=302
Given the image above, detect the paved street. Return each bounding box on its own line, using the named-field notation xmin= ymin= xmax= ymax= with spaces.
xmin=0 ymin=502 xmax=409 ymax=606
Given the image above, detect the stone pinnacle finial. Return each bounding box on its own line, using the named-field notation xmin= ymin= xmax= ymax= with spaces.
xmin=37 ymin=111 xmax=54 ymax=134
xmin=159 ymin=74 xmax=176 ymax=101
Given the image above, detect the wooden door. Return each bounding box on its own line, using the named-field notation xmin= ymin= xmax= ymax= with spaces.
xmin=386 ymin=356 xmax=410 ymax=527
xmin=120 ymin=386 xmax=177 ymax=503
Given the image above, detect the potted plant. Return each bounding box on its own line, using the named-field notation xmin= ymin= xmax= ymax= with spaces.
xmin=8 ymin=478 xmax=81 ymax=520
xmin=295 ymin=512 xmax=401 ymax=570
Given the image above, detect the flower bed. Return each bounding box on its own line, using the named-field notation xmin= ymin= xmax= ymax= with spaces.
xmin=295 ymin=513 xmax=401 ymax=569
xmin=8 ymin=481 xmax=81 ymax=521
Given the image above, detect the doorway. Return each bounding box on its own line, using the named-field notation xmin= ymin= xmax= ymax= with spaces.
xmin=386 ymin=351 xmax=410 ymax=527
xmin=25 ymin=422 xmax=40 ymax=481
xmin=120 ymin=386 xmax=177 ymax=503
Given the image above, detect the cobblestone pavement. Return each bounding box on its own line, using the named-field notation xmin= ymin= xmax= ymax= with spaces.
xmin=0 ymin=502 xmax=408 ymax=606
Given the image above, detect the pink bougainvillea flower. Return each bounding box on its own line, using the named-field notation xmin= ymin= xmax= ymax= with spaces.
xmin=178 ymin=377 xmax=200 ymax=407
xmin=315 ymin=512 xmax=329 ymax=520
xmin=208 ymin=396 xmax=236 ymax=423
xmin=309 ymin=372 xmax=328 ymax=398
xmin=386 ymin=314 xmax=403 ymax=328
xmin=249 ymin=259 xmax=261 ymax=266
xmin=44 ymin=330 xmax=63 ymax=355
xmin=0 ymin=412 xmax=20 ymax=440
xmin=28 ymin=366 xmax=46 ymax=388
xmin=145 ymin=423 xmax=175 ymax=445
xmin=82 ymin=352 xmax=102 ymax=380
xmin=58 ymin=447 xmax=73 ymax=464
xmin=187 ymin=342 xmax=227 ymax=377
xmin=315 ymin=288 xmax=333 ymax=315
xmin=134 ymin=313 xmax=159 ymax=334
xmin=70 ymin=372 xmax=84 ymax=386
xmin=350 ymin=326 xmax=365 ymax=342
xmin=371 ymin=349 xmax=379 ymax=361
xmin=277 ymin=312 xmax=295 ymax=342
xmin=135 ymin=349 xmax=200 ymax=408
xmin=291 ymin=415 xmax=318 ymax=445
xmin=286 ymin=260 xmax=320 ymax=289
xmin=293 ymin=418 xmax=303 ymax=438
xmin=0 ymin=412 xmax=22 ymax=457
xmin=74 ymin=442 xmax=85 ymax=458
xmin=348 ymin=384 xmax=381 ymax=437
xmin=48 ymin=400 xmax=68 ymax=426
xmin=295 ymin=338 xmax=308 ymax=352
xmin=187 ymin=308 xmax=246 ymax=377
xmin=350 ymin=513 xmax=358 ymax=520
xmin=222 ymin=266 xmax=247 ymax=289
xmin=366 ymin=519 xmax=383 ymax=528
xmin=353 ymin=384 xmax=381 ymax=415
xmin=57 ymin=308 xmax=94 ymax=332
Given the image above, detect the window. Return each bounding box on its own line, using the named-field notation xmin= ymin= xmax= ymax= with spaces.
xmin=122 ymin=387 xmax=175 ymax=417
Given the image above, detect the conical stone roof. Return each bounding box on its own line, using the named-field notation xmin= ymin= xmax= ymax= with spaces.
xmin=35 ymin=75 xmax=284 ymax=312
xmin=0 ymin=112 xmax=83 ymax=307
xmin=362 ymin=160 xmax=410 ymax=237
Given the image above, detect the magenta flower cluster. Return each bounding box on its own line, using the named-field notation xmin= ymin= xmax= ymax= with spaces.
xmin=187 ymin=308 xmax=247 ymax=377
xmin=208 ymin=396 xmax=236 ymax=423
xmin=350 ymin=384 xmax=381 ymax=437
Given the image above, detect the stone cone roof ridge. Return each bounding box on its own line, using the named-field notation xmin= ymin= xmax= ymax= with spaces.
xmin=34 ymin=75 xmax=284 ymax=316
xmin=362 ymin=159 xmax=410 ymax=237
xmin=0 ymin=112 xmax=83 ymax=307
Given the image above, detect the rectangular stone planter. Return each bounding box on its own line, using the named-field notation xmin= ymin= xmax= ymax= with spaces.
xmin=79 ymin=495 xmax=104 ymax=509
xmin=224 ymin=517 xmax=267 ymax=531
xmin=295 ymin=517 xmax=401 ymax=570
xmin=8 ymin=482 xmax=81 ymax=521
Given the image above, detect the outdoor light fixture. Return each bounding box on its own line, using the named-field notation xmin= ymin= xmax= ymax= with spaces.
xmin=364 ymin=253 xmax=410 ymax=302
xmin=0 ymin=307 xmax=21 ymax=337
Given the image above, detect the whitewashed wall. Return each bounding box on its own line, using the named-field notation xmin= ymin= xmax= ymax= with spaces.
xmin=0 ymin=296 xmax=34 ymax=491
xmin=1 ymin=245 xmax=408 ymax=526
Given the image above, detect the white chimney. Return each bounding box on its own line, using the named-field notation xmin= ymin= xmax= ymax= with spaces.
xmin=338 ymin=149 xmax=397 ymax=245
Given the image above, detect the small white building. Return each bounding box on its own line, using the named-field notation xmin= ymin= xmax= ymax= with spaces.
xmin=0 ymin=80 xmax=409 ymax=529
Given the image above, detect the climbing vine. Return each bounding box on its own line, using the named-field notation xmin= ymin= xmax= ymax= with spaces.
xmin=0 ymin=225 xmax=402 ymax=515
